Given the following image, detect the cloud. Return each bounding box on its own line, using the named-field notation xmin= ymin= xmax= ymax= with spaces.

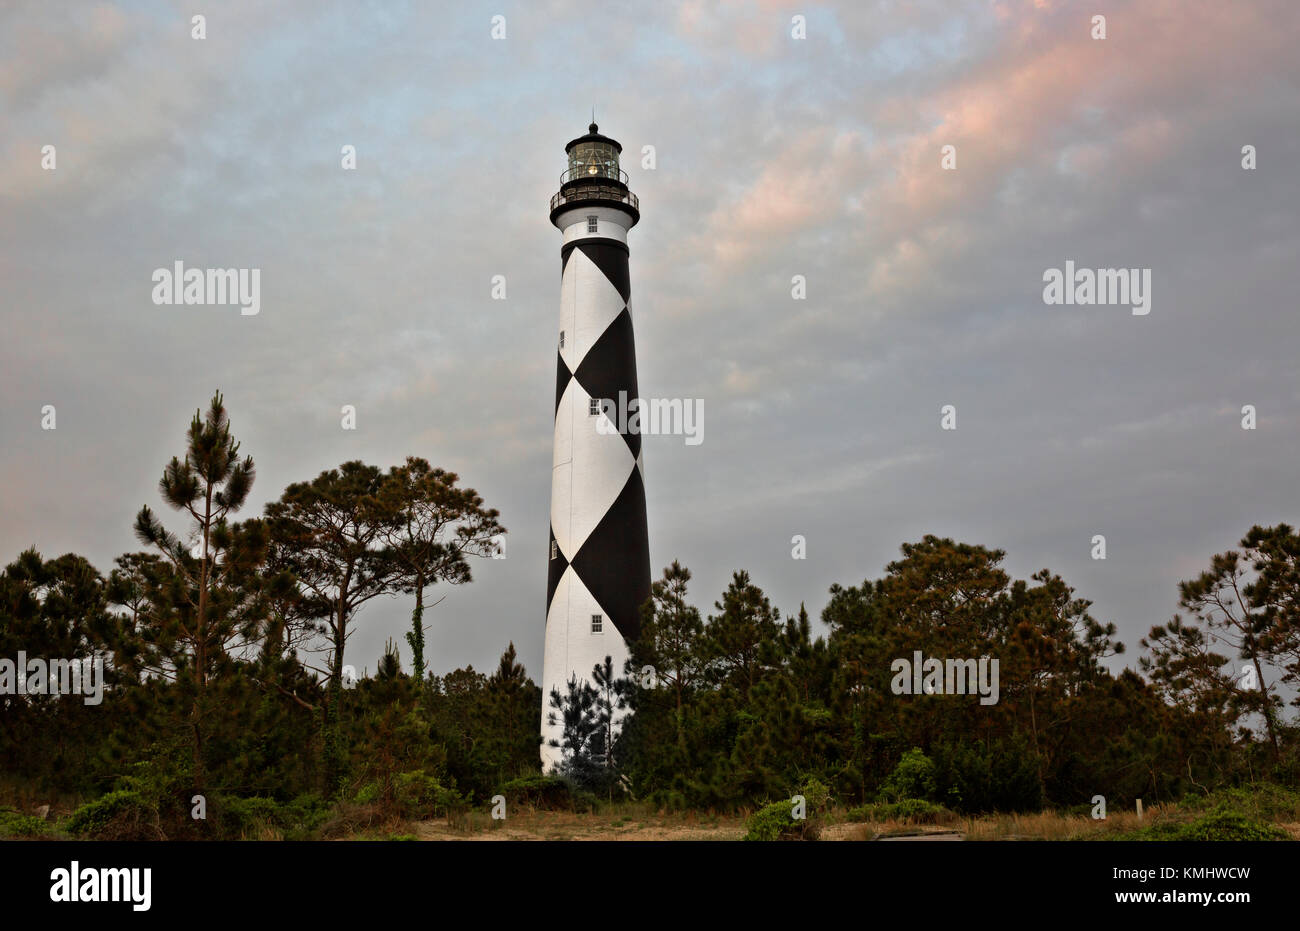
xmin=1 ymin=0 xmax=1297 ymax=683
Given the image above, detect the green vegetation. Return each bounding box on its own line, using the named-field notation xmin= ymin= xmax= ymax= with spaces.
xmin=847 ymin=799 xmax=954 ymax=824
xmin=1099 ymin=785 xmax=1300 ymax=841
xmin=0 ymin=809 xmax=53 ymax=838
xmin=65 ymin=790 xmax=161 ymax=841
xmin=3 ymin=392 xmax=1299 ymax=840
xmin=497 ymin=774 xmax=594 ymax=812
xmin=744 ymin=779 xmax=830 ymax=841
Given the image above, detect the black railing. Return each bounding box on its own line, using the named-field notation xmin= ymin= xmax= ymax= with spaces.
xmin=550 ymin=185 xmax=639 ymax=213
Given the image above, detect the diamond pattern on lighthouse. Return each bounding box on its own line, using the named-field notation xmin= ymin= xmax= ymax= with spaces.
xmin=550 ymin=375 xmax=632 ymax=557
xmin=558 ymin=245 xmax=626 ymax=375
xmin=547 ymin=239 xmax=648 ymax=643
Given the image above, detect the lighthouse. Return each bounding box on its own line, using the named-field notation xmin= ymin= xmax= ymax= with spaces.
xmin=542 ymin=123 xmax=651 ymax=770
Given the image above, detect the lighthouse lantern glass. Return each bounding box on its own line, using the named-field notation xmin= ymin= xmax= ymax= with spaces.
xmin=569 ymin=141 xmax=619 ymax=181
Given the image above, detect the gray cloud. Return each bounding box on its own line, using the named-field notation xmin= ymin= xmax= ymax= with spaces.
xmin=1 ymin=0 xmax=1297 ymax=682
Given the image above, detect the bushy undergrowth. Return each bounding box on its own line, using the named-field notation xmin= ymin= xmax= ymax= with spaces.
xmin=877 ymin=748 xmax=936 ymax=803
xmin=317 ymin=801 xmax=404 ymax=839
xmin=846 ymin=798 xmax=955 ymax=824
xmin=63 ymin=784 xmax=334 ymax=841
xmin=1112 ymin=807 xmax=1286 ymax=841
xmin=498 ymin=774 xmax=595 ymax=811
xmin=0 ymin=809 xmax=55 ymax=838
xmin=743 ymin=779 xmax=829 ymax=841
xmin=212 ymin=793 xmax=332 ymax=840
xmin=1103 ymin=786 xmax=1298 ymax=841
xmin=64 ymin=789 xmax=164 ymax=840
xmin=394 ymin=770 xmax=465 ymax=820
xmin=1179 ymin=784 xmax=1300 ymax=822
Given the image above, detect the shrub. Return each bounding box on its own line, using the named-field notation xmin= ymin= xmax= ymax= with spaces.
xmin=744 ymin=800 xmax=801 ymax=841
xmin=1178 ymin=810 xmax=1286 ymax=841
xmin=280 ymin=793 xmax=333 ymax=839
xmin=878 ymin=748 xmax=936 ymax=803
xmin=847 ymin=798 xmax=954 ymax=824
xmin=801 ymin=778 xmax=831 ymax=812
xmin=316 ymin=801 xmax=395 ymax=839
xmin=213 ymin=796 xmax=287 ymax=840
xmin=930 ymin=738 xmax=1043 ymax=813
xmin=498 ymin=774 xmax=592 ymax=811
xmin=108 ymin=749 xmax=198 ymax=837
xmin=743 ymin=779 xmax=829 ymax=841
xmin=394 ymin=769 xmax=464 ymax=819
xmin=213 ymin=793 xmax=332 ymax=839
xmin=354 ymin=783 xmax=381 ymax=804
xmin=1108 ymin=801 xmax=1288 ymax=842
xmin=64 ymin=790 xmax=162 ymax=840
xmin=1180 ymin=785 xmax=1300 ymax=822
xmin=0 ymin=810 xmax=54 ymax=838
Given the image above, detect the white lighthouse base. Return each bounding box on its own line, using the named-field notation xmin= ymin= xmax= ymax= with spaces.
xmin=540 ymin=567 xmax=632 ymax=773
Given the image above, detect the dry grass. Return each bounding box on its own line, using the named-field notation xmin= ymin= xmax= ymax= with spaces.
xmin=414 ymin=804 xmax=746 ymax=841
xmin=329 ymin=790 xmax=1300 ymax=841
xmin=400 ymin=802 xmax=1110 ymax=841
xmin=319 ymin=801 xmax=411 ymax=840
xmin=956 ymin=804 xmax=1177 ymax=841
xmin=826 ymin=803 xmax=1184 ymax=841
xmin=403 ymin=801 xmax=1209 ymax=841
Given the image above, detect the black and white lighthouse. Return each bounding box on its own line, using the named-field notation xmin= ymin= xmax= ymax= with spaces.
xmin=542 ymin=123 xmax=651 ymax=769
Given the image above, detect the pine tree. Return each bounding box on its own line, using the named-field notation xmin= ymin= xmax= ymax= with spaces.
xmin=703 ymin=570 xmax=781 ymax=697
xmin=632 ymin=561 xmax=704 ymax=751
xmin=132 ymin=391 xmax=259 ymax=796
xmin=484 ymin=643 xmax=542 ymax=782
xmin=1143 ymin=525 xmax=1300 ymax=762
xmin=375 ymin=457 xmax=504 ymax=684
xmin=264 ymin=460 xmax=402 ymax=793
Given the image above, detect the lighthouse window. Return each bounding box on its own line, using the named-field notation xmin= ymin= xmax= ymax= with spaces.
xmin=587 ymin=216 xmax=598 ymax=233
xmin=588 ymin=398 xmax=601 ymax=416
xmin=559 ymin=330 xmax=565 ymax=349
xmin=591 ymin=614 xmax=603 ymax=633
xmin=550 ymin=540 xmax=557 ymax=560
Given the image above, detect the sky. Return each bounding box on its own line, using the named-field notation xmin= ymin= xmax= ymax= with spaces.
xmin=1 ymin=0 xmax=1297 ymax=684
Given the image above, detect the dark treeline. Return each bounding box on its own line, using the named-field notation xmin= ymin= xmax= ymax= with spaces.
xmin=561 ymin=530 xmax=1300 ymax=813
xmin=0 ymin=393 xmax=525 ymax=837
xmin=1 ymin=393 xmax=1298 ymax=837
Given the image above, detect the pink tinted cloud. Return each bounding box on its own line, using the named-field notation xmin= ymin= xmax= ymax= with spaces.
xmin=689 ymin=0 xmax=1297 ymax=282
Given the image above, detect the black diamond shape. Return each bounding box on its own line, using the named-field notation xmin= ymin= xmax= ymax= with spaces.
xmin=546 ymin=525 xmax=570 ymax=615
xmin=569 ymin=467 xmax=650 ymax=642
xmin=572 ymin=308 xmax=642 ymax=460
xmin=555 ymin=350 xmax=572 ymax=418
xmin=576 ymin=241 xmax=631 ymax=304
